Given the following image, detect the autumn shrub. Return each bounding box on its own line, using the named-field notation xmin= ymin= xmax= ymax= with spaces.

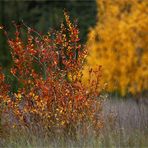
xmin=0 ymin=11 xmax=103 ymax=139
xmin=83 ymin=0 xmax=148 ymax=96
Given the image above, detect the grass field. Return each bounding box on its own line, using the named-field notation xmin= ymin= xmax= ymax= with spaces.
xmin=0 ymin=97 xmax=147 ymax=148
xmin=101 ymin=97 xmax=148 ymax=148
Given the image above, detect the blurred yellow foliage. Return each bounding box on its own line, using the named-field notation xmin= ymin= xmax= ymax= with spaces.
xmin=83 ymin=0 xmax=148 ymax=96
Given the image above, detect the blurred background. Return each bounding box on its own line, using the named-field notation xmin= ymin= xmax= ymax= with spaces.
xmin=0 ymin=0 xmax=97 ymax=67
xmin=0 ymin=0 xmax=148 ymax=98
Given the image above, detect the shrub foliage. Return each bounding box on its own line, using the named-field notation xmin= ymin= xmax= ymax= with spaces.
xmin=0 ymin=12 xmax=103 ymax=138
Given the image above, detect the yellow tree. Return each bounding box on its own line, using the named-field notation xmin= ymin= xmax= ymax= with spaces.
xmin=82 ymin=0 xmax=148 ymax=96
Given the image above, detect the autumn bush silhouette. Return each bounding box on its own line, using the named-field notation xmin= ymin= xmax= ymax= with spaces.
xmin=83 ymin=0 xmax=148 ymax=96
xmin=0 ymin=11 xmax=103 ymax=140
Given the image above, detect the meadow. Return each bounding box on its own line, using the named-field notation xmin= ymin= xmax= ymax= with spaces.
xmin=0 ymin=97 xmax=147 ymax=148
xmin=0 ymin=0 xmax=148 ymax=147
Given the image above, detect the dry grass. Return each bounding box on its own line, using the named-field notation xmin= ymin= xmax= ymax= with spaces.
xmin=100 ymin=97 xmax=148 ymax=147
xmin=0 ymin=97 xmax=147 ymax=148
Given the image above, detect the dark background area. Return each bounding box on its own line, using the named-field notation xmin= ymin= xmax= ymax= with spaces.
xmin=0 ymin=0 xmax=97 ymax=67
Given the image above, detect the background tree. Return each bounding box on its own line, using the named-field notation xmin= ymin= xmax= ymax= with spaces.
xmin=0 ymin=0 xmax=9 ymax=67
xmin=83 ymin=0 xmax=148 ymax=96
xmin=0 ymin=0 xmax=97 ymax=67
